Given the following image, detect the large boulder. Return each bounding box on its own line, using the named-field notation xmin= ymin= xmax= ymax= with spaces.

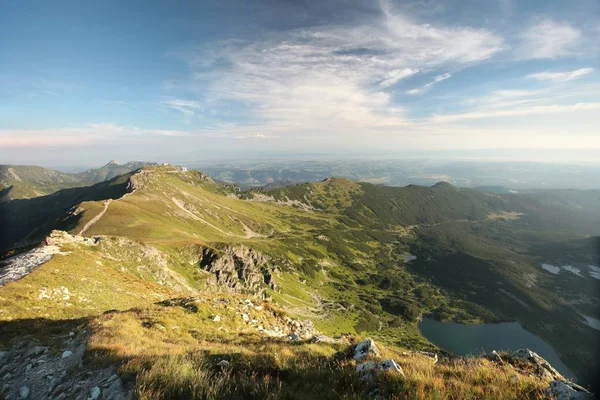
xmin=546 ymin=380 xmax=595 ymax=400
xmin=354 ymin=339 xmax=380 ymax=361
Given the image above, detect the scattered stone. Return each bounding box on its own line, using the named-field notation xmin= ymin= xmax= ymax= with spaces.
xmin=61 ymin=350 xmax=73 ymax=359
xmin=216 ymin=360 xmax=230 ymax=368
xmin=25 ymin=363 xmax=32 ymax=372
xmin=3 ymin=372 xmax=12 ymax=380
xmin=378 ymin=360 xmax=405 ymax=377
xmin=213 ymin=315 xmax=221 ymax=322
xmin=546 ymin=380 xmax=595 ymax=400
xmin=288 ymin=333 xmax=300 ymax=341
xmin=91 ymin=385 xmax=102 ymax=399
xmin=69 ymin=332 xmax=75 ymax=337
xmin=19 ymin=386 xmax=30 ymax=399
xmin=241 ymin=313 xmax=250 ymax=322
xmin=356 ymin=361 xmax=377 ymax=374
xmin=354 ymin=339 xmax=380 ymax=361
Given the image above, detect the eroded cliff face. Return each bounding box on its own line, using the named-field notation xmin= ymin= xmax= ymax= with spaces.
xmin=199 ymin=245 xmax=277 ymax=297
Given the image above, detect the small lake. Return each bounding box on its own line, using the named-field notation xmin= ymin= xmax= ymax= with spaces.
xmin=418 ymin=317 xmax=575 ymax=379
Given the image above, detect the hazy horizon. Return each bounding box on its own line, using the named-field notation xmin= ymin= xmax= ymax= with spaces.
xmin=1 ymin=0 xmax=599 ymax=164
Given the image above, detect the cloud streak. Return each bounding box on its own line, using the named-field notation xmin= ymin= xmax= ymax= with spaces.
xmin=527 ymin=68 xmax=594 ymax=82
xmin=406 ymin=73 xmax=452 ymax=95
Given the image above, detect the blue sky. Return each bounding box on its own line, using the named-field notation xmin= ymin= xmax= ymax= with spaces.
xmin=1 ymin=0 xmax=599 ymax=166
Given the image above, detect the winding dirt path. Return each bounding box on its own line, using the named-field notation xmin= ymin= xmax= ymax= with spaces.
xmin=79 ymin=200 xmax=111 ymax=235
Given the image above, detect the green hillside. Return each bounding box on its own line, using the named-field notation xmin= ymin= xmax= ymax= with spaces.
xmin=0 ymin=161 xmax=156 ymax=202
xmin=1 ymin=165 xmax=598 ymax=398
xmin=0 ymin=165 xmax=86 ymax=202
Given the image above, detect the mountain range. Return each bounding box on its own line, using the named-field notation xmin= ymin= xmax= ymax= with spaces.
xmin=0 ymin=162 xmax=598 ymax=399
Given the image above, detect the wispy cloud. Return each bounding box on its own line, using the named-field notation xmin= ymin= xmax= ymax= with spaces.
xmin=406 ymin=72 xmax=452 ymax=95
xmin=429 ymin=102 xmax=600 ymax=123
xmin=527 ymin=68 xmax=594 ymax=82
xmin=0 ymin=124 xmax=192 ymax=148
xmin=516 ymin=19 xmax=581 ymax=59
xmin=170 ymin=1 xmax=504 ymax=135
xmin=235 ymin=133 xmax=280 ymax=140
xmin=156 ymin=97 xmax=203 ymax=122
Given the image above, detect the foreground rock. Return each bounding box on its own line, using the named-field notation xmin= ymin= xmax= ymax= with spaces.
xmin=351 ymin=339 xmax=405 ymax=385
xmin=0 ymin=331 xmax=130 ymax=400
xmin=547 ymin=380 xmax=595 ymax=400
xmin=354 ymin=339 xmax=380 ymax=361
xmin=488 ymin=349 xmax=596 ymax=399
xmin=510 ymin=348 xmax=564 ymax=381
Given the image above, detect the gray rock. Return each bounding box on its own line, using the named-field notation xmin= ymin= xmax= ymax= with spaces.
xmin=0 ymin=351 xmax=7 ymax=365
xmin=216 ymin=360 xmax=230 ymax=368
xmin=288 ymin=333 xmax=300 ymax=341
xmin=354 ymin=339 xmax=380 ymax=361
xmin=378 ymin=359 xmax=405 ymax=377
xmin=26 ymin=346 xmax=48 ymax=357
xmin=69 ymin=331 xmax=75 ymax=337
xmin=19 ymin=386 xmax=30 ymax=399
xmin=546 ymin=380 xmax=595 ymax=400
xmin=356 ymin=361 xmax=377 ymax=374
xmin=91 ymin=386 xmax=102 ymax=400
xmin=61 ymin=350 xmax=73 ymax=359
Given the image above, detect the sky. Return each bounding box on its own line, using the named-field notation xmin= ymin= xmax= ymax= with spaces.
xmin=1 ymin=0 xmax=599 ymax=167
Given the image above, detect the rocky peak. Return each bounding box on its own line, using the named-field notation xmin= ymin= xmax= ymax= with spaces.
xmin=199 ymin=245 xmax=277 ymax=297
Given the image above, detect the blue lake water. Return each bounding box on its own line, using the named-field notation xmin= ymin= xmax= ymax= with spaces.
xmin=418 ymin=317 xmax=575 ymax=379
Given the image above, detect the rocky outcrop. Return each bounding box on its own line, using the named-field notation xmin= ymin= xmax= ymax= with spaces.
xmin=199 ymin=245 xmax=277 ymax=297
xmin=509 ymin=349 xmax=564 ymax=381
xmin=44 ymin=230 xmax=99 ymax=247
xmin=487 ymin=349 xmax=596 ymax=400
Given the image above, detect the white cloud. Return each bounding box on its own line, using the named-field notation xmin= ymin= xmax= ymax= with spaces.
xmin=156 ymin=97 xmax=203 ymax=122
xmin=517 ymin=19 xmax=581 ymax=59
xmin=380 ymin=68 xmax=419 ymax=87
xmin=235 ymin=133 xmax=280 ymax=140
xmin=171 ymin=2 xmax=504 ymax=135
xmin=407 ymin=72 xmax=452 ymax=95
xmin=527 ymin=68 xmax=594 ymax=82
xmin=429 ymin=102 xmax=600 ymax=123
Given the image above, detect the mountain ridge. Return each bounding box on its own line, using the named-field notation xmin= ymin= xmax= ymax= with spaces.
xmin=0 ymin=164 xmax=598 ymax=398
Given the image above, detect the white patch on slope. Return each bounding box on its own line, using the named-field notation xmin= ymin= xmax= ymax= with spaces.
xmin=541 ymin=263 xmax=560 ymax=274
xmin=588 ymin=265 xmax=600 ymax=280
xmin=7 ymin=168 xmax=21 ymax=182
xmin=0 ymin=246 xmax=65 ymax=286
xmin=562 ymin=265 xmax=583 ymax=277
